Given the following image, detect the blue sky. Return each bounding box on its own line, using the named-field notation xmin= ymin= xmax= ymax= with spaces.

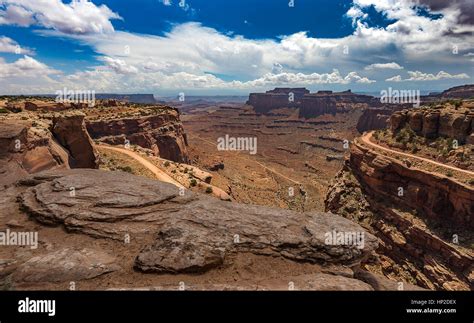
xmin=0 ymin=0 xmax=472 ymax=95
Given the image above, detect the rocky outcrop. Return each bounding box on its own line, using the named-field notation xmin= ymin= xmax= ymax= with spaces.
xmin=346 ymin=142 xmax=472 ymax=227
xmin=86 ymin=109 xmax=189 ymax=163
xmin=16 ymin=169 xmax=377 ymax=277
xmin=440 ymin=84 xmax=474 ymax=99
xmin=12 ymin=248 xmax=120 ymax=283
xmin=356 ymin=106 xmax=411 ymax=133
xmin=0 ymin=120 xmax=70 ymax=187
xmin=105 ymin=273 xmax=373 ymax=291
xmin=52 ymin=113 xmax=99 ymax=169
xmin=390 ymin=107 xmax=473 ymax=143
xmin=299 ymin=96 xmax=338 ymax=118
xmin=0 ymin=113 xmax=100 ymax=186
xmin=357 ymin=108 xmax=391 ymax=132
xmin=247 ymin=88 xmax=306 ymax=113
xmin=247 ymin=88 xmax=378 ymax=117
xmin=325 ymin=140 xmax=474 ymax=290
xmin=308 ymin=90 xmax=376 ymax=105
xmin=422 ymin=84 xmax=474 ymax=101
xmin=95 ymin=93 xmax=156 ymax=104
xmin=354 ymin=270 xmax=425 ymax=291
xmin=23 ymin=101 xmax=73 ymax=112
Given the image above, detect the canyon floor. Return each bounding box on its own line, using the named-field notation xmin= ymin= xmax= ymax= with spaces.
xmin=181 ymin=104 xmax=362 ymax=211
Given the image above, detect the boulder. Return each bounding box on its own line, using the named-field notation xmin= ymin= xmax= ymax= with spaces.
xmin=17 ymin=169 xmax=378 ymax=275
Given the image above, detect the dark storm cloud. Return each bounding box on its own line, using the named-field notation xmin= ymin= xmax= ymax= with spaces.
xmin=417 ymin=0 xmax=474 ymax=25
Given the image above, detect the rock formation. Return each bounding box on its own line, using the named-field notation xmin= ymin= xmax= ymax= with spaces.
xmin=390 ymin=106 xmax=473 ymax=143
xmin=94 ymin=93 xmax=157 ymax=104
xmin=0 ymin=121 xmax=69 ymax=187
xmin=86 ymin=108 xmax=189 ymax=163
xmin=247 ymin=88 xmax=306 ymax=114
xmin=247 ymin=88 xmax=377 ymax=117
xmin=12 ymin=248 xmax=120 ymax=283
xmin=299 ymin=96 xmax=338 ymax=118
xmin=357 ymin=107 xmax=392 ymax=132
xmin=24 ymin=101 xmax=69 ymax=112
xmin=356 ymin=105 xmax=410 ymax=133
xmin=0 ymin=168 xmax=385 ymax=290
xmin=422 ymin=84 xmax=474 ymax=101
xmin=325 ymin=140 xmax=474 ymax=290
xmin=52 ymin=113 xmax=99 ymax=169
xmin=0 ymin=111 xmax=99 ymax=187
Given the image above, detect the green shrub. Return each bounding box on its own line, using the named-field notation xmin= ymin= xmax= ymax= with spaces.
xmin=205 ymin=187 xmax=213 ymax=194
xmin=118 ymin=166 xmax=133 ymax=173
xmin=395 ymin=127 xmax=416 ymax=146
xmin=164 ymin=161 xmax=170 ymax=167
xmin=190 ymin=179 xmax=197 ymax=187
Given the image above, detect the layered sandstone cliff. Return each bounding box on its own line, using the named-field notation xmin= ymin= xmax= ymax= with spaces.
xmin=356 ymin=104 xmax=413 ymax=133
xmin=356 ymin=107 xmax=392 ymax=133
xmin=247 ymin=88 xmax=307 ymax=114
xmin=52 ymin=113 xmax=99 ymax=169
xmin=0 ymin=113 xmax=98 ymax=187
xmin=390 ymin=106 xmax=473 ymax=144
xmin=325 ymin=140 xmax=473 ymax=290
xmin=247 ymin=88 xmax=377 ymax=117
xmin=86 ymin=107 xmax=189 ymax=163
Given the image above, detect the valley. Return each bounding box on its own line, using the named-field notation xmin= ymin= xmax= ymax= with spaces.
xmin=0 ymin=84 xmax=472 ymax=291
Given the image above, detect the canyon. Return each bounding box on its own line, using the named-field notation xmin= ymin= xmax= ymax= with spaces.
xmin=325 ymin=102 xmax=473 ymax=290
xmin=0 ymin=86 xmax=472 ymax=291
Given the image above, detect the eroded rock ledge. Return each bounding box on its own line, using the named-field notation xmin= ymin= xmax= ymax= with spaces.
xmin=325 ymin=141 xmax=474 ymax=290
xmin=17 ymin=169 xmax=377 ymax=276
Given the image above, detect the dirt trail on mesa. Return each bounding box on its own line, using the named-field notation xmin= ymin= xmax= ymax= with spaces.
xmin=190 ymin=135 xmax=302 ymax=185
xmin=360 ymin=132 xmax=474 ymax=176
xmin=98 ymin=145 xmax=185 ymax=188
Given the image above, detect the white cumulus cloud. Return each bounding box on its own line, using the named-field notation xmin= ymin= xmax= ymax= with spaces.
xmin=0 ymin=55 xmax=59 ymax=78
xmin=0 ymin=0 xmax=121 ymax=34
xmin=0 ymin=36 xmax=33 ymax=54
xmin=386 ymin=70 xmax=470 ymax=82
xmin=365 ymin=62 xmax=404 ymax=70
xmin=386 ymin=75 xmax=403 ymax=82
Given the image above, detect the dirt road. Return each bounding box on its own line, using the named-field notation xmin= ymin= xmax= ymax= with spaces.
xmin=360 ymin=132 xmax=474 ymax=176
xmin=98 ymin=145 xmax=185 ymax=188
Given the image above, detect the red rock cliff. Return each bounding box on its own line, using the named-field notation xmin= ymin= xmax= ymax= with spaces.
xmin=86 ymin=108 xmax=189 ymax=163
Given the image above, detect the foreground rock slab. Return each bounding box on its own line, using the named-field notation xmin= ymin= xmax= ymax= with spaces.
xmin=17 ymin=169 xmax=378 ymax=275
xmin=12 ymin=248 xmax=120 ymax=283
